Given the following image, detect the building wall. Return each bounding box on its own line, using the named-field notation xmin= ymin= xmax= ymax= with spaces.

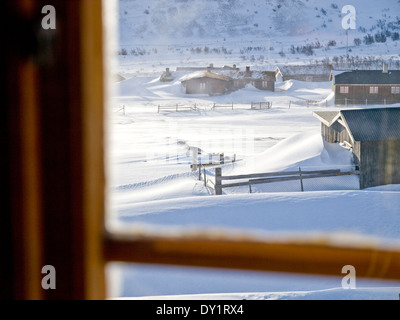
xmin=334 ymin=85 xmax=400 ymax=105
xmin=358 ymin=140 xmax=400 ymax=189
xmin=321 ymin=123 xmax=400 ymax=189
xmin=321 ymin=122 xmax=351 ymax=144
xmin=183 ymin=78 xmax=229 ymax=95
xmin=232 ymin=79 xmax=275 ymax=92
xmin=283 ymin=74 xmax=330 ymax=82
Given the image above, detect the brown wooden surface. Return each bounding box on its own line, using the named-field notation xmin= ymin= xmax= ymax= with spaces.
xmin=104 ymin=232 xmax=400 ymax=281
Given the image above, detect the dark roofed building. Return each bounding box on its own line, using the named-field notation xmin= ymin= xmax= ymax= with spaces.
xmin=313 ymin=107 xmax=400 ymax=189
xmin=330 ymin=64 xmax=400 ymax=106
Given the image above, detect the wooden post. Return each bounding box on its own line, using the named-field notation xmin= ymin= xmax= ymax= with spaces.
xmin=215 ymin=167 xmax=222 ymax=195
xmin=203 ymin=168 xmax=207 ymax=187
xmin=191 ymin=147 xmax=198 ymax=171
xmin=249 ymin=184 xmax=252 ymax=194
xmin=198 ymin=164 xmax=201 ymax=181
xmin=299 ymin=167 xmax=304 ymax=192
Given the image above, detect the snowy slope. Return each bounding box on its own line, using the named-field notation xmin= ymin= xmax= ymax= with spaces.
xmin=118 ymin=0 xmax=400 ymax=44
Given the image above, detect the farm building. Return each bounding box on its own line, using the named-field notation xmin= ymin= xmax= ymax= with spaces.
xmin=313 ymin=107 xmax=400 ymax=189
xmin=275 ymin=64 xmax=333 ymax=82
xmin=181 ymin=71 xmax=231 ymax=95
xmin=330 ymin=64 xmax=400 ymax=106
xmin=231 ymin=66 xmax=275 ymax=92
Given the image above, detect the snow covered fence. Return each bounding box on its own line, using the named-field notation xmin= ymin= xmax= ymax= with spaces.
xmin=250 ymin=102 xmax=271 ymax=109
xmin=114 ymin=104 xmax=126 ymax=115
xmin=157 ymin=104 xmax=198 ymax=113
xmin=212 ymin=102 xmax=234 ymax=110
xmin=214 ymin=167 xmax=360 ymax=195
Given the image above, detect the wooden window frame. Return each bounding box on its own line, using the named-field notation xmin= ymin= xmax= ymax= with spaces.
xmin=3 ymin=0 xmax=400 ymax=300
xmin=369 ymin=86 xmax=379 ymax=94
xmin=339 ymin=86 xmax=349 ymax=94
xmin=391 ymin=86 xmax=400 ymax=94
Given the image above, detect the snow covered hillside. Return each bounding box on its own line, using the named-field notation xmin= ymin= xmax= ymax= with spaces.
xmin=105 ymin=0 xmax=400 ymax=300
xmin=116 ymin=0 xmax=400 ymax=77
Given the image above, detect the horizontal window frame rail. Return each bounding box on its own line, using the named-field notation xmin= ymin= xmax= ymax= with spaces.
xmin=104 ymin=230 xmax=400 ymax=281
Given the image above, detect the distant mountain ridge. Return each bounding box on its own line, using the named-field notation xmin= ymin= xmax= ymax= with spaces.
xmin=118 ymin=0 xmax=400 ymax=46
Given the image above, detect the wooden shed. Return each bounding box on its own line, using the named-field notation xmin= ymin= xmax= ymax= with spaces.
xmin=181 ymin=71 xmax=231 ymax=95
xmin=275 ymin=64 xmax=332 ymax=82
xmin=313 ymin=107 xmax=400 ymax=189
xmin=330 ymin=65 xmax=400 ymax=106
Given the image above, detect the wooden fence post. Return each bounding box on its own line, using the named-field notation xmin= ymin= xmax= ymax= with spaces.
xmin=198 ymin=165 xmax=201 ymax=181
xmin=203 ymin=168 xmax=206 ymax=187
xmin=215 ymin=168 xmax=222 ymax=195
xmin=299 ymin=167 xmax=304 ymax=192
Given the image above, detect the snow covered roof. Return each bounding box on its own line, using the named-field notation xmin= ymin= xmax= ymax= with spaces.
xmin=276 ymin=64 xmax=332 ymax=76
xmin=313 ymin=107 xmax=400 ymax=142
xmin=312 ymin=111 xmax=341 ymax=127
xmin=180 ymin=71 xmax=231 ymax=82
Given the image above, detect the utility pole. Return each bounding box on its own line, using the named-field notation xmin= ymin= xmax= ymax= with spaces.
xmin=268 ymin=37 xmax=271 ymax=71
xmin=346 ymin=29 xmax=349 ymax=69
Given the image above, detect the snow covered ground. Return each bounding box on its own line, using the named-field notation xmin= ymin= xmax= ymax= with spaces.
xmin=104 ymin=0 xmax=400 ymax=300
xmin=105 ymin=73 xmax=400 ymax=300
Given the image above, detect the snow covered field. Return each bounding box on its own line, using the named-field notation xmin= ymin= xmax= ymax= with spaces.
xmin=106 ymin=74 xmax=400 ymax=300
xmin=104 ymin=0 xmax=400 ymax=300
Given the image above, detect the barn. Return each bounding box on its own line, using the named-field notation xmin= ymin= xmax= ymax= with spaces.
xmin=313 ymin=107 xmax=400 ymax=189
xmin=181 ymin=71 xmax=231 ymax=95
xmin=275 ymin=64 xmax=333 ymax=82
xmin=330 ymin=64 xmax=400 ymax=106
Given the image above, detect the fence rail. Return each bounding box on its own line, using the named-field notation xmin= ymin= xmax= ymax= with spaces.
xmin=115 ymin=105 xmax=126 ymax=115
xmin=214 ymin=167 xmax=359 ymax=195
xmin=212 ymin=103 xmax=234 ymax=110
xmin=335 ymin=98 xmax=396 ymax=107
xmin=251 ymin=102 xmax=272 ymax=109
xmin=158 ymin=104 xmax=198 ymax=113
